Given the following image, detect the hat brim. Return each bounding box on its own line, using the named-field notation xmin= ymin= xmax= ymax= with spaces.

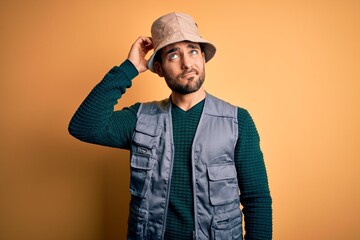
xmin=147 ymin=38 xmax=216 ymax=73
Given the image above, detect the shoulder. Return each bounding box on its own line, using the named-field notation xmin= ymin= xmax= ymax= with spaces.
xmin=237 ymin=107 xmax=251 ymax=123
xmin=204 ymin=93 xmax=237 ymax=118
xmin=207 ymin=94 xmax=255 ymax=136
xmin=236 ymin=107 xmax=260 ymax=140
xmin=138 ymin=98 xmax=170 ymax=115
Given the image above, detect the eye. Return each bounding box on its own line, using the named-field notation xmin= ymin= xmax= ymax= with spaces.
xmin=190 ymin=49 xmax=198 ymax=55
xmin=168 ymin=53 xmax=179 ymax=60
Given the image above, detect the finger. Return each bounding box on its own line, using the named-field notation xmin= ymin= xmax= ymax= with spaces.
xmin=140 ymin=36 xmax=152 ymax=44
xmin=141 ymin=37 xmax=153 ymax=48
xmin=139 ymin=38 xmax=153 ymax=54
xmin=144 ymin=43 xmax=154 ymax=51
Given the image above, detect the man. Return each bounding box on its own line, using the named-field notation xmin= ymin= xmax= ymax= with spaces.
xmin=69 ymin=12 xmax=272 ymax=240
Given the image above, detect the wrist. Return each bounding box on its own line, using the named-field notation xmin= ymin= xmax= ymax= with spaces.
xmin=121 ymin=60 xmax=139 ymax=78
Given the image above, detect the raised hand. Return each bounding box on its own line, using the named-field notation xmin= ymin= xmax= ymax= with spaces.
xmin=127 ymin=36 xmax=154 ymax=73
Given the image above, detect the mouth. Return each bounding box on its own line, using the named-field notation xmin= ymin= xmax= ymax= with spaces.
xmin=181 ymin=70 xmax=197 ymax=78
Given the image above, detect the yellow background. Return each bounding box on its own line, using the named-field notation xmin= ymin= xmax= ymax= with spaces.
xmin=1 ymin=0 xmax=359 ymax=239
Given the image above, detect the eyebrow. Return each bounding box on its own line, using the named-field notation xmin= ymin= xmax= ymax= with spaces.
xmin=165 ymin=43 xmax=200 ymax=55
xmin=166 ymin=47 xmax=180 ymax=55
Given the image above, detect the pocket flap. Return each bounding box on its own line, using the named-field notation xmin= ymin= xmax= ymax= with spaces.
xmin=208 ymin=164 xmax=237 ymax=181
xmin=212 ymin=208 xmax=242 ymax=230
xmin=131 ymin=154 xmax=154 ymax=170
xmin=135 ymin=121 xmax=160 ymax=137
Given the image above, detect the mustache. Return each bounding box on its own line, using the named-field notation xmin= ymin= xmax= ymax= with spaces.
xmin=179 ymin=68 xmax=198 ymax=78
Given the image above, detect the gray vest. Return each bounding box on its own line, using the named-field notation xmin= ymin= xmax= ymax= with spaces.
xmin=127 ymin=93 xmax=242 ymax=240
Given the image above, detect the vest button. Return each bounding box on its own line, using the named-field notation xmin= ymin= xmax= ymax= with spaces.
xmin=139 ymin=147 xmax=148 ymax=154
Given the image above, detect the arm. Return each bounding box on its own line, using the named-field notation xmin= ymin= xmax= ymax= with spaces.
xmin=235 ymin=108 xmax=272 ymax=240
xmin=68 ymin=37 xmax=154 ymax=149
xmin=68 ymin=60 xmax=139 ymax=149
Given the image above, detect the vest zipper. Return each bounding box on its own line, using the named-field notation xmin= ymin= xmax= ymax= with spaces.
xmin=191 ymin=97 xmax=207 ymax=239
xmin=192 ymin=153 xmax=198 ymax=239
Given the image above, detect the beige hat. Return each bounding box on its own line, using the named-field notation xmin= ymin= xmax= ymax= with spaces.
xmin=147 ymin=12 xmax=216 ymax=72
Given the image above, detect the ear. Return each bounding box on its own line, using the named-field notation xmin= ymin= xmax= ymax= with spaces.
xmin=154 ymin=62 xmax=164 ymax=77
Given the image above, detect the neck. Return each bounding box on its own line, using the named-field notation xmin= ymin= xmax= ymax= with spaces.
xmin=170 ymin=88 xmax=206 ymax=111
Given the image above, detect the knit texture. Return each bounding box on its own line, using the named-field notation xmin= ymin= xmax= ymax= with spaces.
xmin=68 ymin=60 xmax=139 ymax=149
xmin=164 ymin=101 xmax=204 ymax=239
xmin=68 ymin=60 xmax=272 ymax=239
xmin=236 ymin=109 xmax=273 ymax=239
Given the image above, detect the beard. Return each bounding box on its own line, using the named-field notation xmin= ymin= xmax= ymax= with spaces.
xmin=163 ymin=68 xmax=205 ymax=95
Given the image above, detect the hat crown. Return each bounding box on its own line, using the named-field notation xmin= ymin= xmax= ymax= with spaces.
xmin=151 ymin=13 xmax=199 ymax=50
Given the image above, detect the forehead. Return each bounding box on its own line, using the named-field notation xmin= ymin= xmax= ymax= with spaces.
xmin=161 ymin=41 xmax=201 ymax=52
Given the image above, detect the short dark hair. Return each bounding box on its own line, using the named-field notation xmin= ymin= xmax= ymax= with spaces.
xmin=153 ymin=49 xmax=163 ymax=64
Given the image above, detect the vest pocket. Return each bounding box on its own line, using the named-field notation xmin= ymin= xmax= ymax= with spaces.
xmin=207 ymin=164 xmax=239 ymax=205
xmin=127 ymin=206 xmax=148 ymax=239
xmin=130 ymin=153 xmax=155 ymax=198
xmin=211 ymin=208 xmax=242 ymax=240
xmin=130 ymin=121 xmax=160 ymax=198
xmin=133 ymin=121 xmax=161 ymax=148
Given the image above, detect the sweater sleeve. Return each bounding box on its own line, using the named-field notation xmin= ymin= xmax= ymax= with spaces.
xmin=235 ymin=108 xmax=273 ymax=240
xmin=68 ymin=60 xmax=140 ymax=149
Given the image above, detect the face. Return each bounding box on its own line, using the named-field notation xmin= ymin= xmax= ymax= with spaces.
xmin=154 ymin=41 xmax=206 ymax=95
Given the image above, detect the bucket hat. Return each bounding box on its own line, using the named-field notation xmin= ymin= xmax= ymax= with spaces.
xmin=147 ymin=12 xmax=216 ymax=72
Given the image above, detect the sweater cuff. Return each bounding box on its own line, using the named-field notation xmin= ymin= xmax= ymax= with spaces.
xmin=119 ymin=59 xmax=139 ymax=79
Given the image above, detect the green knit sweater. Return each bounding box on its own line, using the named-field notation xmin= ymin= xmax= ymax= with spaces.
xmin=69 ymin=60 xmax=272 ymax=239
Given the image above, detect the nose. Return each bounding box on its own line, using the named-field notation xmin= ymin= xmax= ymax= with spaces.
xmin=181 ymin=54 xmax=192 ymax=69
